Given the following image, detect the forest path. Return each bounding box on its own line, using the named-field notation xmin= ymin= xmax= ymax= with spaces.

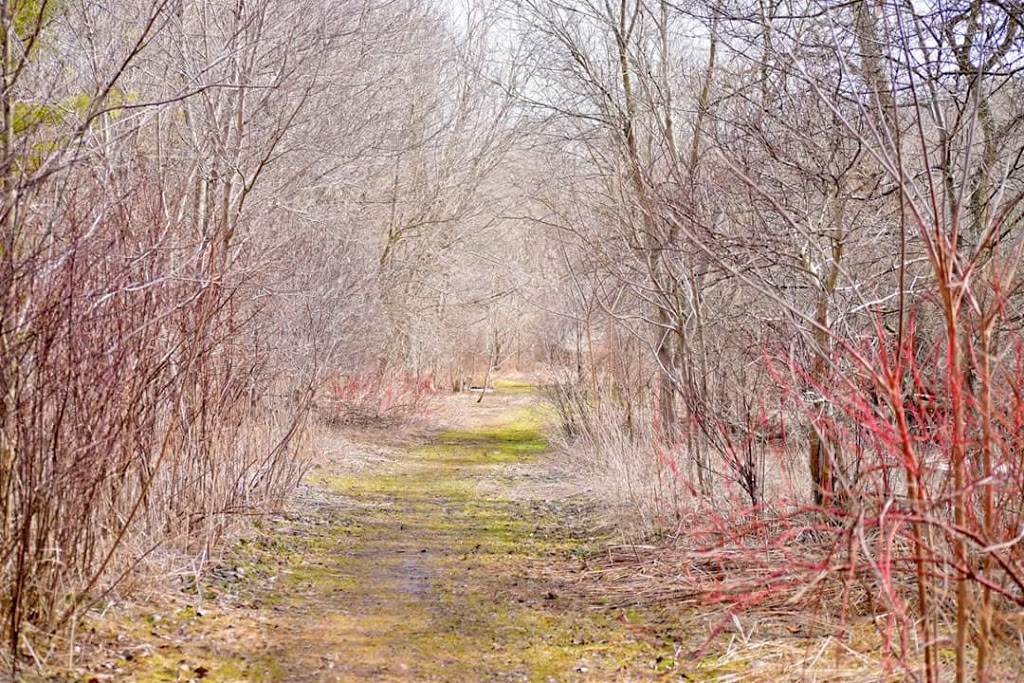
xmin=256 ymin=388 xmax=667 ymax=682
xmin=54 ymin=386 xmax=991 ymax=683
xmin=235 ymin=387 xmax=693 ymax=682
xmin=93 ymin=385 xmax=712 ymax=683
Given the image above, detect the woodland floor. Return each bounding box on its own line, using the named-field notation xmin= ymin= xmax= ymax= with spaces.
xmin=28 ymin=384 xmax=1022 ymax=682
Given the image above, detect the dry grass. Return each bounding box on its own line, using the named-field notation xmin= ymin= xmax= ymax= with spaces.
xmin=28 ymin=381 xmax=1024 ymax=682
xmin=535 ymin=387 xmax=1024 ymax=680
xmin=520 ymin=530 xmax=1024 ymax=682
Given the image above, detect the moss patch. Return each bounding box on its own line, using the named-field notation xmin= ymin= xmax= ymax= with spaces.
xmin=490 ymin=378 xmax=536 ymax=394
xmin=436 ymin=411 xmax=550 ymax=462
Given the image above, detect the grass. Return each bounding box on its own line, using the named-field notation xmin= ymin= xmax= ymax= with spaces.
xmin=435 ymin=410 xmax=550 ymax=462
xmin=490 ymin=378 xmax=537 ymax=394
xmin=61 ymin=383 xmax=975 ymax=683
xmin=240 ymin=400 xmax=669 ymax=681
xmin=64 ymin=386 xmax=713 ymax=682
xmin=37 ymin=381 xmax=1024 ymax=683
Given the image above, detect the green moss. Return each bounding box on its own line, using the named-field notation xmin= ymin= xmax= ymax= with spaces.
xmin=491 ymin=378 xmax=536 ymax=394
xmin=437 ymin=413 xmax=549 ymax=462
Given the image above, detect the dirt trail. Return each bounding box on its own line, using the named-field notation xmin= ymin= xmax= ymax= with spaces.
xmin=80 ymin=386 xmax=705 ymax=683
xmin=257 ymin=390 xmax=674 ymax=682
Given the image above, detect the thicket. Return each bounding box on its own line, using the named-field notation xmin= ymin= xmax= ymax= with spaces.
xmin=519 ymin=1 xmax=1024 ymax=680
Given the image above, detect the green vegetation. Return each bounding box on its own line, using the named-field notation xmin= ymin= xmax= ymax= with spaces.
xmin=436 ymin=416 xmax=549 ymax=461
xmin=490 ymin=378 xmax=537 ymax=394
xmin=82 ymin=389 xmax=708 ymax=682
